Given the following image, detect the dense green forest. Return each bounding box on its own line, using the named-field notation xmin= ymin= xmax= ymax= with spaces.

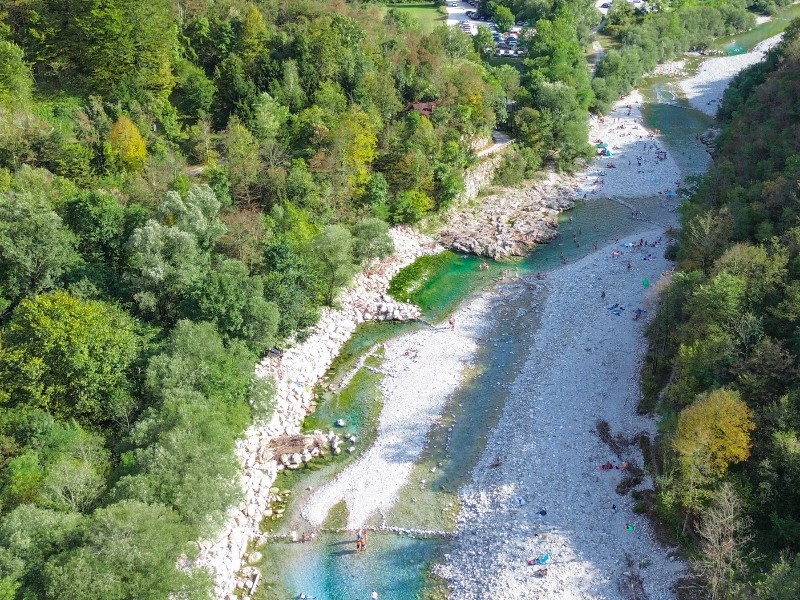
xmin=644 ymin=20 xmax=800 ymax=600
xmin=0 ymin=0 xmax=596 ymax=597
xmin=0 ymin=0 xmax=787 ymax=597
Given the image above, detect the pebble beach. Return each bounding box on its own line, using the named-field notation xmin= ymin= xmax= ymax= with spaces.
xmin=580 ymin=90 xmax=683 ymax=200
xmin=302 ymin=295 xmax=491 ymax=529
xmin=439 ymin=230 xmax=681 ymax=599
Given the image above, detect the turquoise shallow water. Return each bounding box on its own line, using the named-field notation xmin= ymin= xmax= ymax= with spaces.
xmin=642 ymin=97 xmax=715 ymax=179
xmin=270 ymin=532 xmax=440 ymax=600
xmin=715 ymin=4 xmax=800 ymax=54
xmin=260 ymin=200 xmax=653 ymax=600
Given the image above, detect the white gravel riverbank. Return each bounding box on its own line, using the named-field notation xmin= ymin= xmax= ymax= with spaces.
xmin=579 ymin=90 xmax=684 ymax=200
xmin=303 ymin=295 xmax=493 ymax=529
xmin=680 ymin=34 xmax=784 ymax=116
xmin=439 ymin=230 xmax=684 ymax=599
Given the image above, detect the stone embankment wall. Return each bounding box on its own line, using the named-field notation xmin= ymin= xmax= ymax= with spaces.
xmin=193 ymin=227 xmax=442 ymax=598
xmin=461 ymin=153 xmax=506 ymax=202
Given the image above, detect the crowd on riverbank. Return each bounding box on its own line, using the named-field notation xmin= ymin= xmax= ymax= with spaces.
xmin=580 ymin=90 xmax=683 ymax=203
xmin=439 ymin=229 xmax=682 ymax=599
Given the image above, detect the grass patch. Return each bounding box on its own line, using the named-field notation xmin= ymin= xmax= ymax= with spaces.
xmin=322 ymin=500 xmax=349 ymax=530
xmin=30 ymin=96 xmax=84 ymax=133
xmin=486 ymin=55 xmax=526 ymax=71
xmin=379 ymin=3 xmax=445 ymax=33
xmin=421 ymin=558 xmax=450 ymax=600
xmin=388 ymin=252 xmax=455 ymax=304
xmin=386 ymin=448 xmax=461 ymax=531
xmin=314 ymin=322 xmax=416 ymax=391
xmin=251 ymin=542 xmax=292 ymax=599
xmin=595 ymin=32 xmax=621 ymax=51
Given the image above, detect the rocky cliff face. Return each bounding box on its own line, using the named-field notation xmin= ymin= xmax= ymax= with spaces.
xmin=439 ymin=172 xmax=578 ymax=259
xmin=461 ymin=153 xmax=504 ymax=202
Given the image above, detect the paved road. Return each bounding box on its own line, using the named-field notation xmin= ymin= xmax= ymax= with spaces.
xmin=476 ymin=131 xmax=513 ymax=157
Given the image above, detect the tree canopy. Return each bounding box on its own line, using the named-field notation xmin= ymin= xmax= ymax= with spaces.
xmin=644 ymin=23 xmax=800 ymax=596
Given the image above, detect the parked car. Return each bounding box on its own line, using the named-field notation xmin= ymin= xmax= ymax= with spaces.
xmin=465 ymin=11 xmax=474 ymax=17
xmin=601 ymin=2 xmax=611 ymax=8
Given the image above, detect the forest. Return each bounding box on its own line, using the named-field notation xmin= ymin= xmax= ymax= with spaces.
xmin=0 ymin=0 xmax=592 ymax=596
xmin=643 ymin=19 xmax=800 ymax=600
xmin=0 ymin=0 xmax=787 ymax=597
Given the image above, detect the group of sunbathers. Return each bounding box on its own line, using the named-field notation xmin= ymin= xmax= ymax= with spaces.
xmin=599 ymin=461 xmax=629 ymax=471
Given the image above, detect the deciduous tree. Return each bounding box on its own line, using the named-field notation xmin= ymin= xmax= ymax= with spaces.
xmin=192 ymin=259 xmax=279 ymax=352
xmin=673 ymin=389 xmax=755 ymax=508
xmin=0 ymin=291 xmax=141 ymax=428
xmin=0 ymin=191 xmax=78 ymax=312
xmin=107 ymin=116 xmax=147 ymax=172
xmin=350 ymin=217 xmax=394 ymax=266
xmin=0 ymin=40 xmax=32 ymax=102
xmin=157 ymin=185 xmax=226 ymax=252
xmin=42 ymin=501 xmax=206 ymax=600
xmin=312 ymin=225 xmax=356 ymax=306
xmin=696 ymin=483 xmax=752 ymax=600
xmin=124 ymin=220 xmax=207 ymax=322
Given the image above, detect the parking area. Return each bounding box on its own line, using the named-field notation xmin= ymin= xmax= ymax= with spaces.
xmin=445 ymin=0 xmax=474 ymax=28
xmin=446 ymin=1 xmax=527 ymax=57
xmin=595 ymin=0 xmax=646 ymax=16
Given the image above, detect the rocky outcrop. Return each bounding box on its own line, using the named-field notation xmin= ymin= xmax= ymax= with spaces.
xmin=193 ymin=227 xmax=442 ymax=599
xmin=439 ymin=173 xmax=579 ymax=259
xmin=699 ymin=126 xmax=721 ymax=154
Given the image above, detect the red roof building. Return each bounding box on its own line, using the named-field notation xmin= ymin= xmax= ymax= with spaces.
xmin=405 ymin=101 xmax=439 ymax=117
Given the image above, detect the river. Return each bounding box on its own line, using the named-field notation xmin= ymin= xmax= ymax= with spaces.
xmin=250 ymin=14 xmax=785 ymax=600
